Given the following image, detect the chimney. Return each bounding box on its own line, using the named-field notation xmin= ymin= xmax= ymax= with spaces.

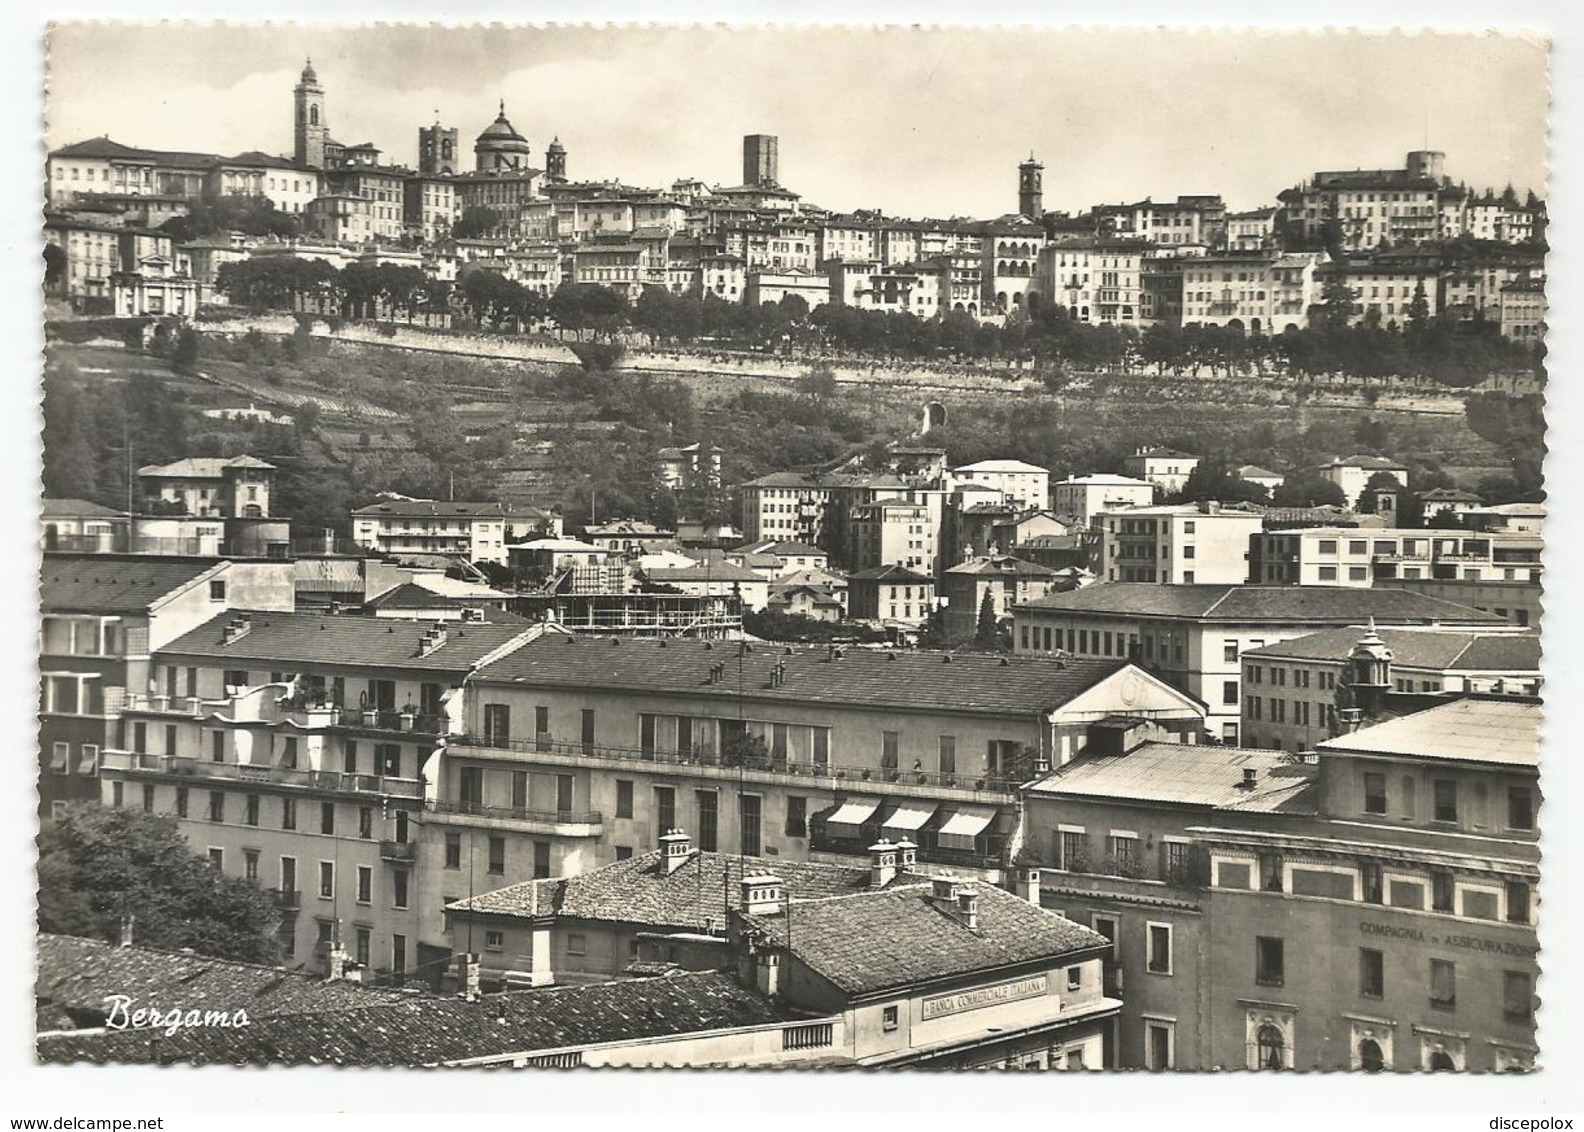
xmin=1014 ymin=866 xmax=1042 ymax=907
xmin=327 ymin=946 xmax=350 ymax=981
xmin=931 ymin=875 xmax=959 ymax=903
xmin=455 ymin=952 xmax=481 ymax=1001
xmin=1199 ymin=500 xmax=1221 ymax=515
xmin=221 ymin=616 xmax=251 ymax=644
xmin=869 ymin=840 xmax=898 ymax=888
xmin=118 ymin=912 xmax=135 ymax=948
xmin=1241 ymin=767 xmax=1258 ymax=789
xmin=955 ymin=885 xmax=980 ymax=931
xmin=659 ymin=828 xmax=693 ymax=874
xmin=740 ymin=874 xmax=783 ymax=916
xmin=895 ymin=839 xmax=918 ymax=872
xmin=755 ymin=949 xmax=782 ymax=997
xmin=417 ymin=624 xmax=448 ymax=656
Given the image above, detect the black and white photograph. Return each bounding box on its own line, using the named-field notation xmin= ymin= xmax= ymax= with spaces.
xmin=22 ymin=15 xmax=1566 ymax=1099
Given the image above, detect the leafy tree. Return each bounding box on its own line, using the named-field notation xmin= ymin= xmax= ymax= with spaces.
xmin=1178 ymin=457 xmax=1271 ymax=505
xmin=1270 ymin=469 xmax=1348 ymax=508
xmin=160 ymin=195 xmax=300 ymax=243
xmin=1354 ymin=471 xmax=1405 ymax=514
xmin=452 ymin=205 xmax=503 ymax=240
xmin=795 ymin=367 xmax=840 ymax=401
xmin=44 ymin=243 xmax=66 ymax=290
xmin=171 ymin=326 xmax=200 ymax=375
xmin=38 ymin=803 xmax=282 ymax=965
xmin=974 ymin=589 xmax=1001 ymax=650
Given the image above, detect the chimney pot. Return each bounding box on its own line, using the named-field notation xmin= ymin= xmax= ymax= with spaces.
xmin=1242 ymin=767 xmax=1258 ymax=787
xmin=956 ymin=886 xmax=980 ymax=931
xmin=868 ymin=839 xmax=899 ymax=888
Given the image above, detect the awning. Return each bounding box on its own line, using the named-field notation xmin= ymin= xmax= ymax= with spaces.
xmin=881 ymin=803 xmax=937 ymax=840
xmin=936 ymin=808 xmax=995 ymax=852
xmin=823 ymin=798 xmax=880 ymax=839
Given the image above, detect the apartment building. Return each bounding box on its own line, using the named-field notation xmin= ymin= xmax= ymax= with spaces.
xmin=1319 ymin=456 xmax=1410 ymax=507
xmin=849 ymin=498 xmax=938 ymax=576
xmin=738 ymin=472 xmax=908 ymax=568
xmin=1011 ymin=583 xmax=1503 ymax=741
xmin=847 ymin=565 xmax=936 ymax=627
xmin=445 ymin=638 xmax=1207 ymax=889
xmin=1239 ymin=626 xmax=1541 ymax=752
xmin=1179 ymin=252 xmax=1324 ymax=334
xmin=947 ymin=460 xmax=1050 ymax=512
xmin=351 ymin=500 xmax=557 ymax=565
xmin=1248 ymin=526 xmax=1543 ymax=589
xmin=940 ymin=555 xmax=1066 ymax=640
xmin=1051 ymin=475 xmax=1156 ymax=525
xmin=96 ymin=611 xmax=542 ymax=981
xmin=1100 ymin=503 xmax=1265 ymax=585
xmin=1120 ymin=448 xmax=1201 ymax=496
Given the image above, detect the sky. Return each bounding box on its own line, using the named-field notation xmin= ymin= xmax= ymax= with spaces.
xmin=44 ymin=25 xmax=1550 ymax=218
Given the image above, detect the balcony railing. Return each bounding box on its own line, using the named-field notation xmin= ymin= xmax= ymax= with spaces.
xmin=457 ymin=736 xmax=1020 ymax=795
xmin=429 ymin=798 xmax=603 ymax=826
xmin=100 ymin=750 xmax=426 ymax=799
xmin=378 ymin=840 xmax=418 ymax=862
xmin=271 ymin=888 xmax=302 ymax=910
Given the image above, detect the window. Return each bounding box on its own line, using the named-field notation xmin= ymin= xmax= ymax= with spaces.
xmin=938 ymin=735 xmax=956 ymax=777
xmin=354 ymin=927 xmax=371 ymax=968
xmin=208 ymin=847 xmax=223 ymax=869
xmin=243 ymin=849 xmax=259 ymax=881
xmin=696 ymin=791 xmax=718 ymax=852
xmin=1109 ymin=834 xmax=1139 ymax=876
xmin=140 ymin=784 xmax=154 ymax=813
xmin=392 ymin=935 xmax=406 ymax=977
xmin=320 ymin=802 xmax=335 ymax=836
xmin=741 ymin=794 xmax=762 ymax=856
xmin=1147 ymin=923 xmax=1172 ymax=975
xmin=1256 ymin=936 xmax=1284 ymax=987
xmin=1066 ymin=967 xmax=1082 ymax=991
xmin=358 ymin=806 xmax=373 ymax=839
xmin=882 ymin=1005 xmax=899 ymax=1032
xmin=211 ymin=731 xmax=225 ymax=763
xmin=566 ymin=933 xmax=586 ymax=956
xmin=209 ymin=579 xmax=226 ymax=601
xmin=655 ymin=787 xmax=676 ymax=834
xmin=1504 ymin=971 xmax=1533 ymax=1022
xmin=1508 ymin=786 xmax=1534 ymax=830
xmin=1146 ymin=1022 xmax=1174 ymax=1071
xmin=356 ymin=866 xmax=372 ymax=904
xmin=1507 ymin=881 xmax=1532 ymax=924
xmin=1431 ymin=870 xmax=1455 ymax=913
xmin=881 ymin=731 xmax=899 ymax=771
xmin=580 ymin=709 xmax=595 ymax=755
xmin=485 ymin=931 xmax=504 ymax=952
xmin=488 ymin=836 xmax=505 ymax=875
xmin=1433 ymin=779 xmax=1458 ymax=823
xmin=392 ymin=869 xmax=408 ymax=909
xmin=318 ymin=861 xmax=334 ymax=899
xmin=207 ymin=790 xmax=224 ymax=823
xmin=616 ymin=780 xmax=634 ymax=819
xmin=1430 ymin=958 xmax=1456 ymax=1010
xmin=1259 ymin=852 xmax=1283 ymax=893
xmin=483 ymin=703 xmax=510 ymax=747
xmin=1360 ymin=948 xmax=1384 ymax=998
xmin=533 ymin=841 xmax=551 ymax=879
xmin=786 ymin=796 xmax=807 ymax=838
xmin=1059 ymin=830 xmax=1087 ymax=873
xmin=444 ymin=832 xmax=462 ymax=870
xmin=1362 ymin=862 xmax=1383 ymax=905
xmin=1363 ymin=772 xmax=1387 ymax=815
xmin=281 ymin=797 xmax=297 ymax=831
xmin=1223 ymin=639 xmax=1239 ymax=663
xmin=245 ymin=793 xmax=259 ymax=826
xmin=175 ymin=787 xmax=189 ymax=818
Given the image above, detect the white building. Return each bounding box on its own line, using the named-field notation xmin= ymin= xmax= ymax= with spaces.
xmin=1100 ymin=503 xmax=1265 ymax=585
xmin=948 ymin=460 xmax=1050 ymax=512
xmin=1050 ymin=475 xmax=1156 ymax=525
xmin=351 ymin=501 xmax=557 ymax=565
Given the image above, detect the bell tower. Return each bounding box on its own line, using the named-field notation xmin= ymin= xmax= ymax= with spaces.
xmin=294 ymin=58 xmax=328 ymax=170
xmin=1018 ymin=155 xmax=1044 ymax=219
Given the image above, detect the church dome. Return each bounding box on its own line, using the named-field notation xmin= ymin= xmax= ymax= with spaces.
xmin=300 ymin=58 xmax=318 ymax=84
xmin=546 ymin=135 xmax=565 ymax=153
xmin=476 ymin=102 xmax=529 ymax=145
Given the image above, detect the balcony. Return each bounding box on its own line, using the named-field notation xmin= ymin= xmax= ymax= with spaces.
xmin=99 ymin=750 xmax=426 ymax=799
xmin=378 ymin=840 xmax=417 ymax=863
xmin=455 ymin=736 xmax=1020 ymax=799
xmin=427 ymin=798 xmax=604 ymax=835
xmin=271 ymin=888 xmax=302 ymax=910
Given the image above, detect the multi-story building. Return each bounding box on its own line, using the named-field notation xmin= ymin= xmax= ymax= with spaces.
xmin=1338 ymin=262 xmax=1439 ymax=328
xmin=1120 ymin=448 xmax=1200 ymax=496
xmin=206 ymin=152 xmax=322 ymax=215
xmin=849 ymin=498 xmax=938 ymax=576
xmin=40 ymin=555 xmax=297 ymax=820
xmin=846 ymin=565 xmax=936 ymax=627
xmin=1247 ymin=526 xmax=1543 ymax=588
xmin=940 ymin=555 xmax=1064 ymax=640
xmin=1498 ymin=278 xmax=1546 ymax=343
xmin=139 ymin=456 xmax=275 ymax=519
xmin=46 ymin=137 xmax=217 ymax=205
xmin=1094 ymin=196 xmax=1226 ymax=249
xmin=448 ymin=639 xmax=1207 ymax=888
xmin=41 ymin=499 xmax=130 ymax=555
xmin=738 ymin=472 xmax=908 ymax=568
xmin=1036 ymin=240 xmax=1147 ymax=326
xmin=1051 ymin=475 xmax=1157 ymax=525
xmin=743 ymin=269 xmax=830 ymax=309
xmin=96 ymin=610 xmax=544 ymax=978
xmin=402 ymin=173 xmax=459 ymax=244
xmin=43 ymin=219 xmax=172 ymax=307
xmin=981 ymin=221 xmax=1047 ymax=314
xmin=947 ymin=460 xmax=1049 ymax=512
xmin=350 ymin=501 xmax=555 ymax=566
xmin=1380 ymin=577 xmax=1543 ymax=632
xmin=1319 ymin=455 xmax=1410 ymax=507
xmin=1277 ymin=151 xmax=1445 ymax=251
xmin=1012 ymin=582 xmax=1503 ymax=742
xmin=1099 ymin=503 xmax=1265 ymax=585
xmin=1179 ymin=251 xmax=1325 ymax=334
xmin=320 ymin=166 xmax=409 ymax=243
xmin=1224 ymin=208 xmax=1277 ymax=251
xmin=1239 ymin=626 xmax=1541 ymax=752
xmin=111 ymin=252 xmax=201 ymax=318
xmin=1018 ymin=689 xmax=1539 ymax=1070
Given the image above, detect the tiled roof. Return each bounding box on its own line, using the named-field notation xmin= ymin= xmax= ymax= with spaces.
xmin=775 ymin=567 xmax=848 ymax=590
xmin=1128 ymin=447 xmax=1196 ymax=460
xmin=364 ymin=584 xmax=528 ymax=622
xmin=1316 ymin=697 xmax=1540 ymax=768
xmin=1243 ymin=627 xmax=1541 ymax=673
xmin=35 ymin=935 xmax=410 ymax=1028
xmin=1026 ymin=741 xmax=1319 ymax=812
xmin=40 ymin=556 xmax=220 ymax=614
xmin=158 ymin=611 xmax=536 ymax=673
xmin=644 ymin=563 xmax=762 ymax=584
xmin=763 ymin=541 xmax=824 ymax=557
xmin=744 ymin=882 xmax=1107 ymax=996
xmin=1235 ymin=465 xmax=1282 ymax=480
xmin=1417 ymin=488 xmax=1482 ymax=502
xmin=451 ymin=849 xmax=914 ymax=929
xmin=848 ymin=565 xmax=934 ymax=584
xmin=138 ymin=456 xmax=275 ymax=477
xmin=474 ymin=636 xmax=1129 ymax=717
xmin=41 ymin=498 xmax=125 ymax=518
xmin=946 ymin=555 xmax=1059 ymax=578
xmin=50 ymin=138 xmax=220 ymax=168
xmin=352 ymin=500 xmax=545 ymax=519
xmin=1326 ymin=454 xmax=1407 ymax=470
xmin=952 ymin=460 xmax=1050 ymax=474
xmin=1017 ymin=583 xmax=1502 ymax=625
xmin=741 ymin=472 xmax=907 ymax=490
xmin=39 ymin=969 xmax=789 ymax=1066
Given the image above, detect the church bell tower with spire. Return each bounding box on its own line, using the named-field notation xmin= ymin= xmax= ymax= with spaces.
xmin=294 ymin=58 xmax=328 ymax=169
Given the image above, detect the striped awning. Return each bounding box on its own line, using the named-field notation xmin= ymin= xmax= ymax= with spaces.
xmin=881 ymin=803 xmax=937 ymax=840
xmin=823 ymin=798 xmax=880 ymax=838
xmin=936 ymin=808 xmax=995 ymax=851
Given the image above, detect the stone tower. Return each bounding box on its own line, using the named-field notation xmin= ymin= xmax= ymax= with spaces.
xmin=293 ymin=58 xmax=328 ymax=170
xmin=545 ymin=136 xmax=567 ymax=183
xmin=1018 ymin=155 xmax=1044 ymax=219
xmin=419 ymin=119 xmax=460 ymax=175
xmin=743 ymin=134 xmax=779 ymax=187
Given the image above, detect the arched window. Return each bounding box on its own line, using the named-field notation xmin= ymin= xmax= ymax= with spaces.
xmin=1359 ymin=1039 xmax=1385 ymax=1072
xmin=309 ymin=105 xmax=319 ymax=126
xmin=1257 ymin=1024 xmax=1285 ymax=1069
xmin=1429 ymin=1051 xmax=1456 ymax=1072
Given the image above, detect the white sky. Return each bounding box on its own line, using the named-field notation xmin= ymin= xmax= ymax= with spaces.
xmin=46 ymin=25 xmax=1549 ymax=220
